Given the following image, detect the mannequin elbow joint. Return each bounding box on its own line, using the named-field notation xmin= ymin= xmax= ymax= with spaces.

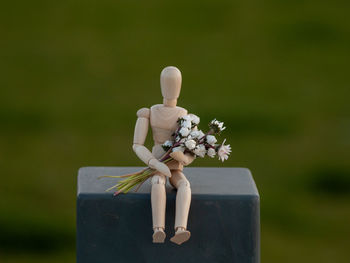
xmin=132 ymin=144 xmax=140 ymax=152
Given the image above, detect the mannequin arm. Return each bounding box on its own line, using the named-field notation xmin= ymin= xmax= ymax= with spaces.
xmin=133 ymin=108 xmax=171 ymax=177
xmin=170 ymin=151 xmax=196 ymax=166
xmin=132 ymin=108 xmax=153 ymax=165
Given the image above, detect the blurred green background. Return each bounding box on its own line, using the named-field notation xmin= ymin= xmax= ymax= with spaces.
xmin=1 ymin=0 xmax=349 ymax=262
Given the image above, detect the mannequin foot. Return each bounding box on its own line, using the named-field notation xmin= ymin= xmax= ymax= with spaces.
xmin=170 ymin=227 xmax=191 ymax=245
xmin=152 ymin=228 xmax=166 ymax=243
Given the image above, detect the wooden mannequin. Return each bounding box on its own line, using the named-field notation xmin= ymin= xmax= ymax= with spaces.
xmin=132 ymin=66 xmax=195 ymax=245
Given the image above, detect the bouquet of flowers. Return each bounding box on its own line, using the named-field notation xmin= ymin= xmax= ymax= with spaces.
xmin=100 ymin=114 xmax=231 ymax=195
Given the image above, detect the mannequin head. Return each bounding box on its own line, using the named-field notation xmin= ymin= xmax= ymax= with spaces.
xmin=160 ymin=66 xmax=182 ymax=107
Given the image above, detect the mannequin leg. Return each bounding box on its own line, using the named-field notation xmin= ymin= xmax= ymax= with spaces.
xmin=169 ymin=170 xmax=191 ymax=245
xmin=151 ymin=174 xmax=166 ymax=243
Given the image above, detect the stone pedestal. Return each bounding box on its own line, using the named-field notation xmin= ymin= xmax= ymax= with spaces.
xmin=77 ymin=167 xmax=260 ymax=263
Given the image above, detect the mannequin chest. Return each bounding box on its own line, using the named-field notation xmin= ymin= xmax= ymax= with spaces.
xmin=150 ymin=104 xmax=187 ymax=143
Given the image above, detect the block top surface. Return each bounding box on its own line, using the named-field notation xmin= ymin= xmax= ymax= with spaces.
xmin=78 ymin=167 xmax=259 ymax=197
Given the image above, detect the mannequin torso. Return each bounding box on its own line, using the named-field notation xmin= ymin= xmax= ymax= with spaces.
xmin=150 ymin=104 xmax=187 ymax=169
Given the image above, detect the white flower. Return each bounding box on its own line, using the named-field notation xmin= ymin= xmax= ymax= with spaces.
xmin=182 ymin=120 xmax=192 ymax=129
xmin=189 ymin=130 xmax=200 ymax=138
xmin=189 ymin=129 xmax=205 ymax=139
xmin=182 ymin=114 xmax=192 ymax=121
xmin=197 ymin=130 xmax=205 ymax=139
xmin=172 ymin=146 xmax=185 ymax=152
xmin=162 ymin=140 xmax=173 ymax=151
xmin=179 ymin=115 xmax=192 ymax=124
xmin=189 ymin=114 xmax=200 ymax=125
xmin=207 ymin=148 xmax=216 ymax=158
xmin=218 ymin=139 xmax=231 ymax=162
xmin=185 ymin=139 xmax=196 ymax=150
xmin=206 ymin=135 xmax=217 ymax=145
xmin=175 ymin=136 xmax=181 ymax=142
xmin=179 ymin=127 xmax=190 ymax=137
xmin=193 ymin=144 xmax=206 ymax=158
xmin=209 ymin=119 xmax=226 ymax=133
xmin=163 ymin=140 xmax=173 ymax=147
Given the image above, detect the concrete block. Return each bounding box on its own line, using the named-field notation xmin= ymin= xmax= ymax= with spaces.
xmin=77 ymin=167 xmax=260 ymax=263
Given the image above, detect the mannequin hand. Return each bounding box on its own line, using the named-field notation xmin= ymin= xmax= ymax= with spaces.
xmin=149 ymin=158 xmax=171 ymax=177
xmin=170 ymin=151 xmax=196 ymax=166
xmin=170 ymin=151 xmax=186 ymax=164
xmin=169 ymin=151 xmax=195 ymax=166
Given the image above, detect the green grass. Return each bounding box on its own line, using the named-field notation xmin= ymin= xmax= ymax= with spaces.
xmin=0 ymin=0 xmax=349 ymax=262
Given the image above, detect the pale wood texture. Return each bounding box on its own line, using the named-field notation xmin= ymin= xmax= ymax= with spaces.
xmin=170 ymin=151 xmax=196 ymax=166
xmin=132 ymin=66 xmax=194 ymax=245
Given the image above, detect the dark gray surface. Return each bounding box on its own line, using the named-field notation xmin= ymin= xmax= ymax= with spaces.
xmin=77 ymin=167 xmax=260 ymax=263
xmin=78 ymin=167 xmax=259 ymax=196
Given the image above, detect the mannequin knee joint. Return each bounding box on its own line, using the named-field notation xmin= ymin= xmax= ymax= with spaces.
xmin=178 ymin=179 xmax=190 ymax=188
xmin=151 ymin=175 xmax=166 ymax=185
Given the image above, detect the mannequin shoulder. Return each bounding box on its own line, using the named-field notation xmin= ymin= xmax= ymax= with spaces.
xmin=136 ymin=107 xmax=150 ymax=118
xmin=150 ymin=104 xmax=164 ymax=115
xmin=150 ymin=104 xmax=163 ymax=110
xmin=176 ymin=106 xmax=188 ymax=116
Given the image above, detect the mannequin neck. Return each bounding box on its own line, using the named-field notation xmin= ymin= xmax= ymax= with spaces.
xmin=163 ymin=98 xmax=177 ymax=107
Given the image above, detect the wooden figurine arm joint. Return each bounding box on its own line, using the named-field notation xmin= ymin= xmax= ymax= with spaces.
xmin=132 ymin=144 xmax=154 ymax=165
